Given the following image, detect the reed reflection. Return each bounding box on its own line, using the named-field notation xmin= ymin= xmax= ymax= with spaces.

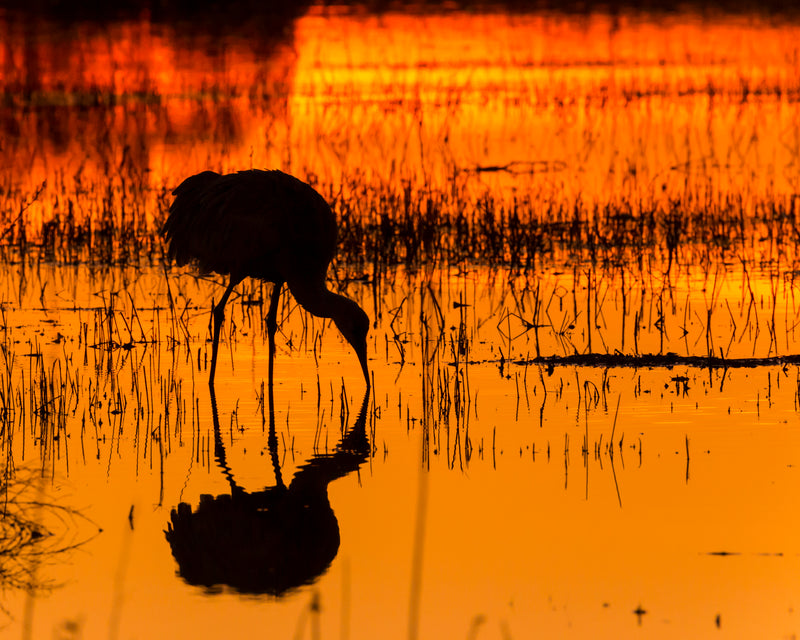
xmin=165 ymin=386 xmax=371 ymax=596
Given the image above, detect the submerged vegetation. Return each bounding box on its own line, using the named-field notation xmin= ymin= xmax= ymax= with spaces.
xmin=0 ymin=470 xmax=99 ymax=596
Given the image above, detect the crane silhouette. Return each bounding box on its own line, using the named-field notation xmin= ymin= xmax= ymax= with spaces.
xmin=162 ymin=169 xmax=370 ymax=387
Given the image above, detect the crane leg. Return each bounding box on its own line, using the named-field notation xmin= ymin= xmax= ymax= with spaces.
xmin=266 ymin=281 xmax=284 ymax=387
xmin=209 ymin=278 xmax=239 ymax=385
xmin=265 ymin=361 xmax=283 ymax=487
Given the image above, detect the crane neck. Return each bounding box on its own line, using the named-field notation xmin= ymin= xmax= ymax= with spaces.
xmin=288 ymin=279 xmax=346 ymax=320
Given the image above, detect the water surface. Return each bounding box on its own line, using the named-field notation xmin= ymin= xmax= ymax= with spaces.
xmin=0 ymin=5 xmax=799 ymax=640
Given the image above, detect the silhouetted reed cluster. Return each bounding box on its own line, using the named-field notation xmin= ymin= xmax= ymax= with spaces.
xmin=3 ymin=160 xmax=800 ymax=275
xmin=332 ymin=179 xmax=800 ymax=273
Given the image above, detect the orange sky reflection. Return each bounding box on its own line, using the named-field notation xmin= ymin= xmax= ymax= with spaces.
xmin=1 ymin=8 xmax=799 ymax=243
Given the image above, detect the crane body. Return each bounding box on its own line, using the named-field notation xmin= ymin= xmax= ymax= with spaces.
xmin=163 ymin=169 xmax=370 ymax=387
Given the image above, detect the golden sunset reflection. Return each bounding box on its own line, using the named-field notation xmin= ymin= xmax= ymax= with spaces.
xmin=1 ymin=4 xmax=800 ymax=640
xmin=2 ymin=8 xmax=800 ymax=238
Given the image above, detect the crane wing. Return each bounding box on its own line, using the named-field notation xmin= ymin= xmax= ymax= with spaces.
xmin=163 ymin=170 xmax=337 ymax=282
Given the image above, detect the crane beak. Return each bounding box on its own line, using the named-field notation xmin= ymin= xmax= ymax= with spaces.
xmin=355 ymin=340 xmax=370 ymax=390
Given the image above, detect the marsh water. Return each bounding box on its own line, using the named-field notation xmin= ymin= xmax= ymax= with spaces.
xmin=1 ymin=4 xmax=800 ymax=639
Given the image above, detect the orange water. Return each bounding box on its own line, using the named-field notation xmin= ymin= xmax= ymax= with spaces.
xmin=0 ymin=6 xmax=799 ymax=640
xmin=2 ymin=7 xmax=800 ymax=237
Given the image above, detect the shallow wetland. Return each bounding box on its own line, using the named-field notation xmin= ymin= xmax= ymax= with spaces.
xmin=1 ymin=3 xmax=799 ymax=639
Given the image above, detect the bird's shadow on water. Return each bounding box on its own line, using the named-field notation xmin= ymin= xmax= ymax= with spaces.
xmin=164 ymin=384 xmax=371 ymax=596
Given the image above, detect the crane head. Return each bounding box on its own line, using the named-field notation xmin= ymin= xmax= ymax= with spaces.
xmin=333 ymin=298 xmax=371 ymax=389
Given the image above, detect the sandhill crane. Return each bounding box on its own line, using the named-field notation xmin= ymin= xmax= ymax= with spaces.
xmin=162 ymin=169 xmax=370 ymax=387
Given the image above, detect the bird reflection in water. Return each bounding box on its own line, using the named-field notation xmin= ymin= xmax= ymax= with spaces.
xmin=165 ymin=385 xmax=371 ymax=596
